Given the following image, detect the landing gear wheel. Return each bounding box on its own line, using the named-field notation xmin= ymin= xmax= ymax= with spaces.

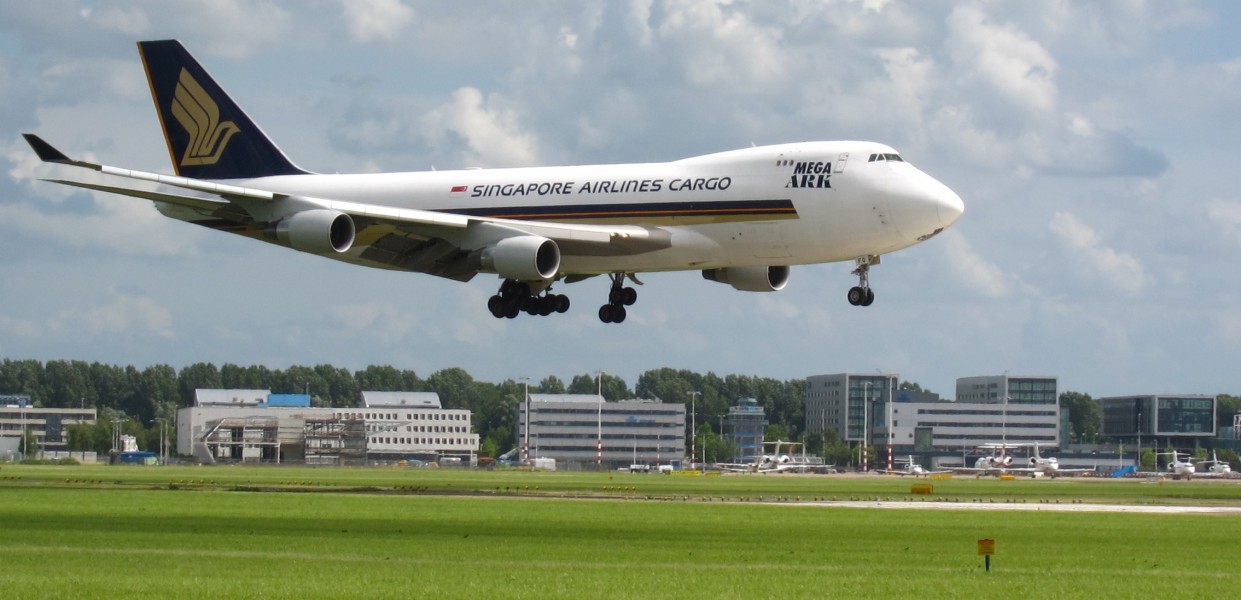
xmin=621 ymin=287 xmax=637 ymax=306
xmin=489 ymin=279 xmax=574 ymax=319
xmin=848 ymin=255 xmax=879 ymax=307
xmin=598 ymin=304 xmax=627 ymax=323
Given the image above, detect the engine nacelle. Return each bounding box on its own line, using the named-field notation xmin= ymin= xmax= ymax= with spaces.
xmin=999 ymin=455 xmax=1014 ymax=467
xmin=275 ymin=209 xmax=355 ymax=254
xmin=480 ymin=236 xmax=560 ymax=281
xmin=701 ymin=265 xmax=790 ymax=292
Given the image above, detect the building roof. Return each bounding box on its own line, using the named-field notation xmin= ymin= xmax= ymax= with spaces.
xmin=194 ymin=389 xmax=270 ymax=407
xmin=359 ymin=391 xmax=441 ymax=408
xmin=528 ymin=394 xmax=603 ymax=404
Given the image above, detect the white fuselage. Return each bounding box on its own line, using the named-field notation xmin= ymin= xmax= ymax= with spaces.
xmin=222 ymin=141 xmax=963 ymax=276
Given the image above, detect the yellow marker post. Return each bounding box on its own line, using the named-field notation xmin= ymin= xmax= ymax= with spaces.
xmin=977 ymin=538 xmax=996 ymax=571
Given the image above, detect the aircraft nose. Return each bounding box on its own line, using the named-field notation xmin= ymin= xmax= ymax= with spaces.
xmin=884 ymin=170 xmax=964 ymax=239
xmin=934 ymin=182 xmax=964 ymax=229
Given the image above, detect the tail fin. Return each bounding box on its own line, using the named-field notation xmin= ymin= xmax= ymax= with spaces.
xmin=138 ymin=39 xmax=308 ymax=179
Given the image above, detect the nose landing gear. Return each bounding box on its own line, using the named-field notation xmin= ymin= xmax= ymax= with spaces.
xmin=848 ymin=255 xmax=878 ymax=307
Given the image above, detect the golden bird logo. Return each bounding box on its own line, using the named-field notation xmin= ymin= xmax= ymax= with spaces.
xmin=171 ymin=68 xmax=239 ymax=166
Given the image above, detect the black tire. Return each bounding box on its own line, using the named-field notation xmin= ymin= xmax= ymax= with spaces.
xmin=487 ymin=295 xmax=504 ymax=318
xmin=612 ymin=305 xmax=627 ymax=323
xmin=598 ymin=304 xmax=614 ymax=323
xmin=555 ymin=295 xmax=570 ymax=313
xmin=847 ymin=286 xmax=865 ymax=306
xmin=621 ymin=287 xmax=637 ymax=306
xmin=861 ymin=288 xmax=875 ymax=306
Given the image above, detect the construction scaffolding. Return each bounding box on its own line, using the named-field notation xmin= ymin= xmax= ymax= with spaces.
xmin=303 ymin=417 xmax=367 ymax=466
xmin=197 ymin=416 xmax=281 ymax=464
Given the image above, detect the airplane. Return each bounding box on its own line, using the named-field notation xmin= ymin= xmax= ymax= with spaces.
xmin=953 ymin=443 xmax=1016 ymax=475
xmin=892 ymin=455 xmax=950 ymax=477
xmin=1195 ymin=451 xmax=1234 ymax=477
xmin=22 ymin=40 xmax=964 ymax=324
xmin=1158 ymin=450 xmax=1196 ymax=480
xmin=1020 ymin=441 xmax=1093 ymax=478
xmin=719 ymin=441 xmax=831 ymax=473
xmin=955 ymin=443 xmax=1091 ymax=478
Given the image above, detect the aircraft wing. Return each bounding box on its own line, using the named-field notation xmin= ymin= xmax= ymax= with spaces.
xmin=23 ymin=134 xmax=669 ymax=280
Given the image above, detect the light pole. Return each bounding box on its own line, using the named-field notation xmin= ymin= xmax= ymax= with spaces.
xmin=878 ymin=370 xmax=893 ymax=473
xmin=596 ymin=370 xmax=604 ymax=469
xmin=520 ymin=377 xmax=530 ymax=464
xmin=862 ymin=381 xmax=871 ymax=472
xmin=153 ymin=418 xmax=164 ymax=464
xmin=1136 ymin=410 xmax=1142 ymax=468
xmin=687 ymin=391 xmax=700 ymax=468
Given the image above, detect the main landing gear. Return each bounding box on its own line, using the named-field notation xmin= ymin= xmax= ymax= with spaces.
xmin=848 ymin=255 xmax=877 ymax=307
xmin=599 ymin=272 xmax=638 ymax=324
xmin=487 ymin=280 xmax=570 ymax=319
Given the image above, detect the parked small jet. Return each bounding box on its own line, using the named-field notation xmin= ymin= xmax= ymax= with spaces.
xmin=1158 ymin=451 xmax=1197 ymax=480
xmin=954 ymin=444 xmax=1016 ymax=475
xmin=1019 ymin=442 xmax=1093 ymax=478
xmin=1196 ymin=451 xmax=1234 ymax=477
xmin=954 ymin=443 xmax=1090 ymax=478
xmin=24 ymin=40 xmax=963 ymax=323
xmin=719 ymin=441 xmax=830 ymax=474
xmin=893 ymin=455 xmax=950 ymax=477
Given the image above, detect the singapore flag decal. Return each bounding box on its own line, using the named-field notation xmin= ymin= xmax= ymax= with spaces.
xmin=450 ymin=185 xmax=468 ymax=196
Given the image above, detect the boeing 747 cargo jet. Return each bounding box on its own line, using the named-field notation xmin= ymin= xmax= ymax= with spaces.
xmin=24 ymin=40 xmax=963 ymax=323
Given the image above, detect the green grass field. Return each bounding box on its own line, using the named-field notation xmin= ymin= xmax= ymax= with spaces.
xmin=2 ymin=465 xmax=1240 ymax=598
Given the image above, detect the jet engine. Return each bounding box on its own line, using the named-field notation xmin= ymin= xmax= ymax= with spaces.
xmin=479 ymin=236 xmax=561 ymax=281
xmin=999 ymin=455 xmax=1014 ymax=467
xmin=275 ymin=209 xmax=355 ymax=254
xmin=701 ymin=265 xmax=790 ymax=292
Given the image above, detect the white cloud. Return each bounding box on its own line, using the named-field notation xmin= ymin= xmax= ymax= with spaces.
xmin=648 ymin=1 xmax=789 ymax=89
xmin=940 ymin=231 xmax=1009 ymax=299
xmin=0 ymin=291 xmax=174 ymax=341
xmin=419 ymin=87 xmax=540 ymax=168
xmin=80 ymin=6 xmax=150 ymax=36
xmin=340 ymin=0 xmax=415 ymax=43
xmin=1048 ymin=211 xmax=1149 ymax=293
xmin=1206 ymin=199 xmax=1241 ymax=239
xmin=0 ymin=174 xmax=201 ymax=258
xmin=947 ymin=5 xmax=1059 ymax=115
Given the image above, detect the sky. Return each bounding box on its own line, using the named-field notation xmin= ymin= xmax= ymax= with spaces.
xmin=2 ymin=1 xmax=1240 ymax=399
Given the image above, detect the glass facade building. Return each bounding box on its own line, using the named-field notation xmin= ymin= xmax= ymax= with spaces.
xmin=1099 ymin=395 xmax=1216 ymax=442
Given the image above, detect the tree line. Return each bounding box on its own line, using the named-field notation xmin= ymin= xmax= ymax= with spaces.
xmin=1 ymin=360 xmax=808 ymax=459
xmin=4 ymin=359 xmax=1237 ymax=463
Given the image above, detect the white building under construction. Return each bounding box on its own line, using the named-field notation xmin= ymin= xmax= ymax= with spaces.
xmin=176 ymin=389 xmax=478 ymax=465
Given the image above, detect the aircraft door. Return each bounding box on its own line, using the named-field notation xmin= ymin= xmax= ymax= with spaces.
xmin=834 ymin=152 xmax=849 ymax=173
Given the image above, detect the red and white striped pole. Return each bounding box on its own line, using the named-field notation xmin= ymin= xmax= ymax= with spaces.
xmin=597 ymin=438 xmax=602 ymax=466
xmin=863 ymin=445 xmax=868 ymax=473
xmin=888 ymin=443 xmax=893 ymax=473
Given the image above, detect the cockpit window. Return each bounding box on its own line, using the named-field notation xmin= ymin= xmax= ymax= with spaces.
xmin=868 ymin=153 xmax=904 ymax=162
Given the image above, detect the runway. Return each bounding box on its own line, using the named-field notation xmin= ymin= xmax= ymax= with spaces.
xmin=807 ymin=500 xmax=1241 ymax=514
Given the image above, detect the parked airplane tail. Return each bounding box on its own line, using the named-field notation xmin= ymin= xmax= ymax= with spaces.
xmin=138 ymin=39 xmax=308 ymax=179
